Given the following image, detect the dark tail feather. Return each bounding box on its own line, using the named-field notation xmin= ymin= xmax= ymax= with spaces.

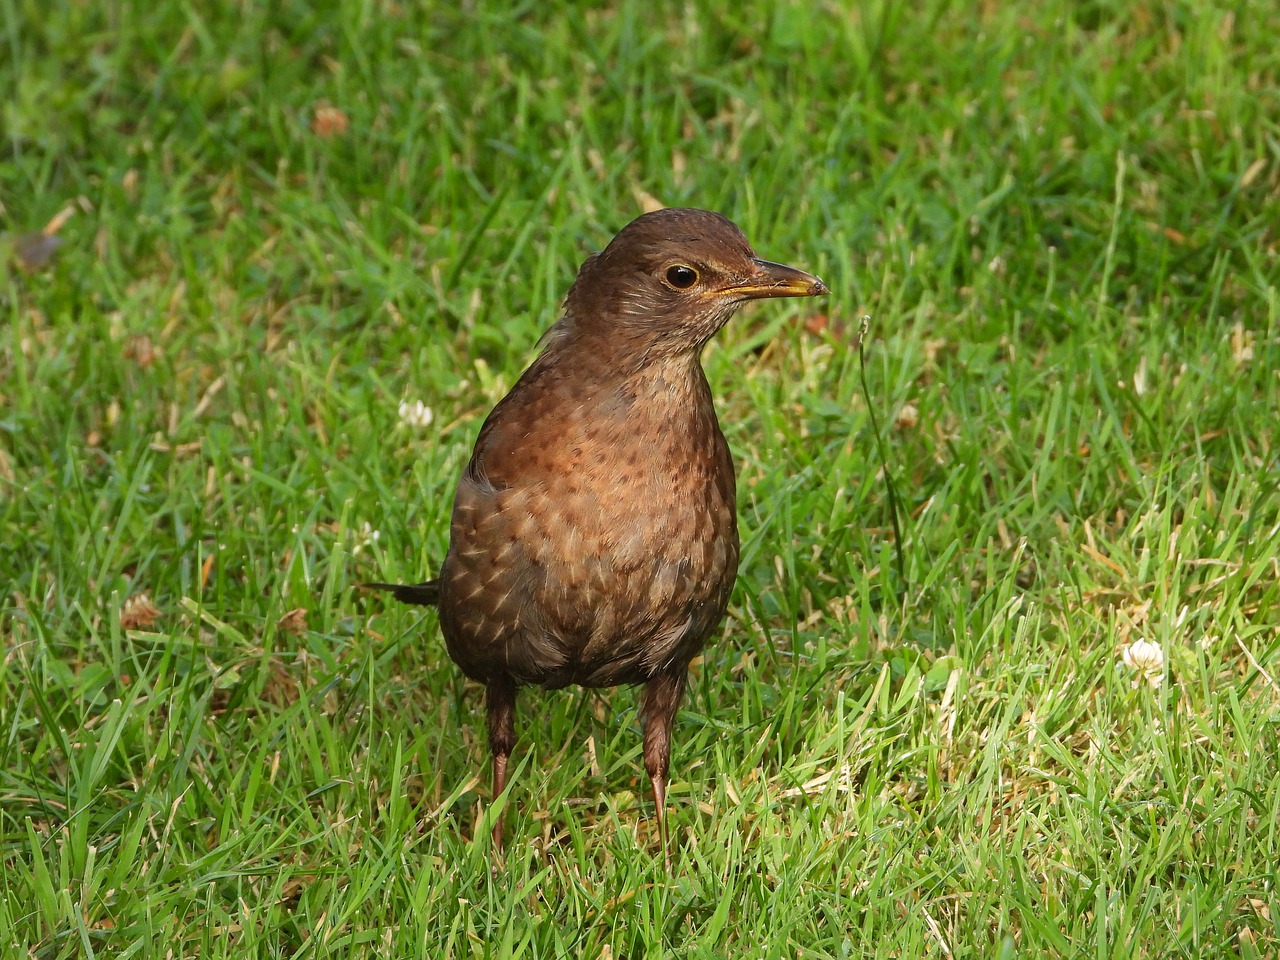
xmin=361 ymin=579 xmax=441 ymax=607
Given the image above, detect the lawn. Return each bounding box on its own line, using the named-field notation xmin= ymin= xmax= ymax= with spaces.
xmin=2 ymin=0 xmax=1279 ymax=956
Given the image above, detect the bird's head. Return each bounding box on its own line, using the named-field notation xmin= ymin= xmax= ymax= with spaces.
xmin=560 ymin=208 xmax=827 ymax=360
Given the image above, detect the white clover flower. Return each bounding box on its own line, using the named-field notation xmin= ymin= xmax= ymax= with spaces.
xmin=398 ymin=400 xmax=434 ymax=428
xmin=1122 ymin=638 xmax=1165 ymax=689
xmin=352 ymin=521 xmax=381 ymax=555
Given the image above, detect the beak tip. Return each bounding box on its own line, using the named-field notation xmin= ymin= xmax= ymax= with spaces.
xmin=811 ymin=277 xmax=829 ymax=297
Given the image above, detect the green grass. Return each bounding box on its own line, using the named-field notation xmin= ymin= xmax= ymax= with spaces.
xmin=2 ymin=0 xmax=1279 ymax=956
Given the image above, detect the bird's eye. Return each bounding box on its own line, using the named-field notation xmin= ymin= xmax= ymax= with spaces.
xmin=665 ymin=265 xmax=699 ymax=289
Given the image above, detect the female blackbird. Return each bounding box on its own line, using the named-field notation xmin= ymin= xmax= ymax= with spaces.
xmin=368 ymin=208 xmax=826 ymax=866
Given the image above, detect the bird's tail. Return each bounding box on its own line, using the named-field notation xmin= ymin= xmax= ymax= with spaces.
xmin=361 ymin=579 xmax=441 ymax=607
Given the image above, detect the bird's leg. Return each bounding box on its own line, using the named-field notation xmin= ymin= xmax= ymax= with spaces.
xmin=486 ymin=678 xmax=517 ymax=853
xmin=640 ymin=670 xmax=687 ymax=872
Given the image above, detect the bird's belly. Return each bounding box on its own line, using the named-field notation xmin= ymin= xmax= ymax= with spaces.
xmin=439 ymin=470 xmax=738 ymax=688
xmin=535 ymin=488 xmax=738 ymax=686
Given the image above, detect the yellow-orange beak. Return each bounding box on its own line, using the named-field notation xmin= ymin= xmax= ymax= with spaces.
xmin=720 ymin=258 xmax=829 ymax=301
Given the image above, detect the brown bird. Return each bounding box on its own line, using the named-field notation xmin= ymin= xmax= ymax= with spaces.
xmin=367 ymin=207 xmax=826 ymax=866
